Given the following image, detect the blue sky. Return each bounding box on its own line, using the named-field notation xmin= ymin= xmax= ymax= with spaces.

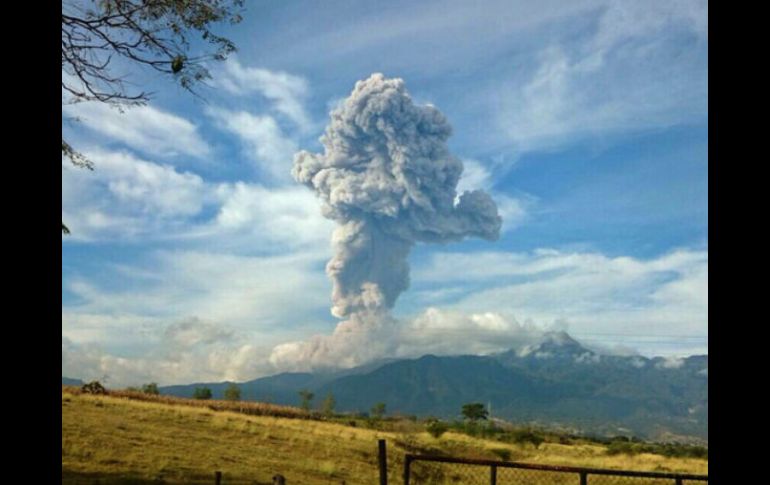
xmin=62 ymin=0 xmax=708 ymax=386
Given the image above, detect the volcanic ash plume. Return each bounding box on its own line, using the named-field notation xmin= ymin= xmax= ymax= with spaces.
xmin=271 ymin=73 xmax=502 ymax=369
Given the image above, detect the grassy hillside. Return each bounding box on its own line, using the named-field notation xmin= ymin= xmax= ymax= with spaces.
xmin=62 ymin=388 xmax=708 ymax=484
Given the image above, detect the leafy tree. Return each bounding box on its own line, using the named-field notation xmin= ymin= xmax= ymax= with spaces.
xmin=142 ymin=382 xmax=159 ymax=395
xmin=193 ymin=387 xmax=212 ymax=400
xmin=224 ymin=383 xmax=241 ymax=401
xmin=461 ymin=403 xmax=489 ymax=423
xmin=298 ymin=389 xmax=314 ymax=411
xmin=61 ymin=0 xmax=245 ymax=233
xmin=370 ymin=402 xmax=386 ymax=419
xmin=321 ymin=392 xmax=336 ymax=417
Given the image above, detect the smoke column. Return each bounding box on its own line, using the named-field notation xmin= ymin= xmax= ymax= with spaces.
xmin=270 ymin=74 xmax=501 ymax=369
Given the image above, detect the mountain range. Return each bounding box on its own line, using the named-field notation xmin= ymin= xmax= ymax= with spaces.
xmin=63 ymin=331 xmax=708 ymax=443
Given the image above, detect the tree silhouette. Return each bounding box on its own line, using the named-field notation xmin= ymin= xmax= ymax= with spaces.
xmin=224 ymin=383 xmax=241 ymax=401
xmin=321 ymin=392 xmax=336 ymax=417
xmin=370 ymin=402 xmax=386 ymax=419
xmin=298 ymin=389 xmax=314 ymax=411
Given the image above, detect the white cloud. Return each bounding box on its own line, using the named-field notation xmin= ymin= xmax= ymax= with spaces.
xmin=575 ymin=352 xmax=601 ymax=364
xmin=656 ymin=356 xmax=685 ymax=369
xmin=587 ymin=0 xmax=707 ymax=62
xmin=457 ymin=159 xmax=493 ymax=195
xmin=412 ymin=247 xmax=708 ymax=356
xmin=62 ymin=248 xmax=336 ymax=385
xmin=266 ymin=307 xmax=550 ymax=373
xmin=62 ymin=306 xmax=560 ymax=386
xmin=62 ymin=149 xmax=208 ymax=240
xmin=495 ymin=195 xmax=532 ymax=232
xmin=164 ymin=318 xmax=235 ymax=348
xmin=395 ymin=307 xmax=547 ymax=358
xmin=496 ymin=0 xmax=707 ymax=155
xmin=273 ymin=0 xmax=603 ymax=73
xmin=96 ymin=151 xmax=206 ymax=217
xmin=63 ymin=102 xmax=211 ymax=158
xmin=208 ymin=182 xmax=335 ymax=248
xmin=63 ymin=243 xmax=708 ymax=382
xmin=62 ymin=330 xmax=275 ymax=387
xmin=64 ymin=250 xmax=331 ymax=331
xmin=61 ymin=312 xmax=161 ymax=349
xmin=206 ymin=107 xmax=298 ymax=182
xmin=62 ymin=148 xmax=333 ymax=246
xmin=212 ymin=57 xmax=312 ymax=131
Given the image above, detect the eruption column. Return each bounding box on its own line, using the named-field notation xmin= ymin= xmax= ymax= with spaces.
xmin=272 ymin=74 xmax=502 ymax=369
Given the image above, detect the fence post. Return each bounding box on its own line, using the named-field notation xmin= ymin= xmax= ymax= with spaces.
xmin=215 ymin=470 xmax=221 ymax=485
xmin=675 ymin=479 xmax=683 ymax=485
xmin=580 ymin=471 xmax=587 ymax=485
xmin=490 ymin=464 xmax=497 ymax=485
xmin=403 ymin=455 xmax=412 ymax=485
xmin=378 ymin=439 xmax=388 ymax=485
xmin=273 ymin=474 xmax=286 ymax=485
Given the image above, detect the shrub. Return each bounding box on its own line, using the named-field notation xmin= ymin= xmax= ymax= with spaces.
xmin=605 ymin=440 xmax=708 ymax=459
xmin=510 ymin=429 xmax=545 ymax=448
xmin=193 ymin=387 xmax=212 ymax=400
xmin=490 ymin=448 xmax=512 ymax=461
xmin=462 ymin=420 xmax=481 ymax=436
xmin=82 ymin=381 xmax=107 ymax=395
xmin=142 ymin=383 xmax=159 ymax=395
xmin=426 ymin=419 xmax=449 ymax=439
xmin=478 ymin=421 xmax=503 ymax=439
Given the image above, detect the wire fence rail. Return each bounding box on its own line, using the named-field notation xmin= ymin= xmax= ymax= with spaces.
xmin=402 ymin=454 xmax=708 ymax=485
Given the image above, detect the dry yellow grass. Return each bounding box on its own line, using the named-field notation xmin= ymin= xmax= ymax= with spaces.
xmin=63 ymin=385 xmax=312 ymax=420
xmin=62 ymin=389 xmax=707 ymax=484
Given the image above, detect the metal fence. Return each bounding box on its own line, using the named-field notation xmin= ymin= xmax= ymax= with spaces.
xmin=403 ymin=454 xmax=708 ymax=485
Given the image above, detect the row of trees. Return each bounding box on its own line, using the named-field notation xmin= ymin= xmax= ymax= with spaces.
xmin=297 ymin=390 xmax=387 ymax=418
xmin=296 ymin=391 xmax=490 ymax=424
xmin=135 ymin=383 xmax=488 ymax=421
xmin=136 ymin=382 xmax=241 ymax=401
xmin=298 ymin=390 xmax=338 ymax=416
xmin=191 ymin=384 xmax=244 ymax=400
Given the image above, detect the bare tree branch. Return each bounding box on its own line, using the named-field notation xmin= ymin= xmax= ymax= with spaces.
xmin=61 ymin=1 xmax=244 ymax=234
